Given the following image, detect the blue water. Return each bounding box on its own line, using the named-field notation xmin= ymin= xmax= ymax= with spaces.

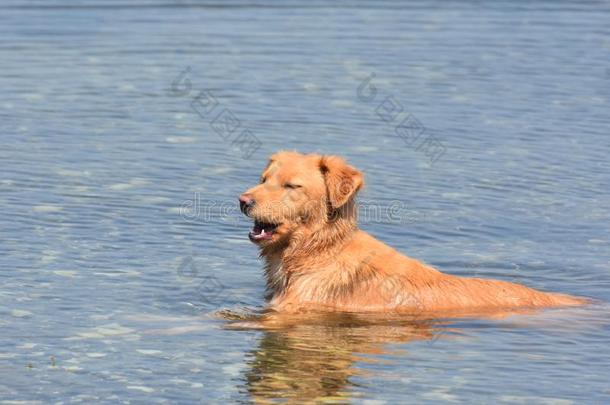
xmin=1 ymin=1 xmax=610 ymax=403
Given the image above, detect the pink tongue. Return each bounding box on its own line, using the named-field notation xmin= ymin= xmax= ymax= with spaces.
xmin=252 ymin=223 xmax=273 ymax=239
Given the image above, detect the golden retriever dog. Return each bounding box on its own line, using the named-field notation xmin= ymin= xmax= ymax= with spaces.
xmin=238 ymin=151 xmax=586 ymax=313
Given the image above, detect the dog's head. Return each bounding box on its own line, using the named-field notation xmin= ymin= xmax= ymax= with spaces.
xmin=239 ymin=151 xmax=363 ymax=248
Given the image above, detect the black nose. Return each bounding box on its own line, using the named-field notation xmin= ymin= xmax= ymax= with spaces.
xmin=239 ymin=195 xmax=255 ymax=214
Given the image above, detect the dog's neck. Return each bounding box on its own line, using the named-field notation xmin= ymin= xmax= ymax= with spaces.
xmin=260 ymin=200 xmax=358 ymax=299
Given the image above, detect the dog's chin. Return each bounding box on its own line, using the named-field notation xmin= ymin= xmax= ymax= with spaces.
xmin=248 ymin=219 xmax=283 ymax=245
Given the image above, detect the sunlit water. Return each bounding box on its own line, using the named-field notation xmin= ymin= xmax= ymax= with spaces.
xmin=1 ymin=1 xmax=610 ymax=403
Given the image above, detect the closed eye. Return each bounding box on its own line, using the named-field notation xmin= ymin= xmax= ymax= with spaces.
xmin=284 ymin=183 xmax=302 ymax=189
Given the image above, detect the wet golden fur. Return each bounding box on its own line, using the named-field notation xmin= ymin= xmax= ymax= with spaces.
xmin=239 ymin=151 xmax=586 ymax=313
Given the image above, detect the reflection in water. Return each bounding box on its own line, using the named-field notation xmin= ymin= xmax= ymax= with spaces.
xmin=135 ymin=304 xmax=606 ymax=403
xmin=245 ymin=330 xmax=356 ymax=402
xmin=230 ymin=311 xmax=453 ymax=403
xmin=223 ymin=307 xmax=552 ymax=403
xmin=2 ymin=0 xmax=609 ymax=400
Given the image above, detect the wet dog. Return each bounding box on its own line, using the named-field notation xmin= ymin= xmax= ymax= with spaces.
xmin=239 ymin=151 xmax=585 ymax=313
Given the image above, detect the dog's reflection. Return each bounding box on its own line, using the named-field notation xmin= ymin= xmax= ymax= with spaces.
xmin=229 ymin=312 xmax=453 ymax=403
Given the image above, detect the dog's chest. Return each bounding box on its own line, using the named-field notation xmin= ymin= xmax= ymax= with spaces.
xmin=264 ymin=257 xmax=287 ymax=297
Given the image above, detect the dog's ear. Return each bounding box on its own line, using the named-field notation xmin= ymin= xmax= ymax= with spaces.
xmin=319 ymin=155 xmax=364 ymax=208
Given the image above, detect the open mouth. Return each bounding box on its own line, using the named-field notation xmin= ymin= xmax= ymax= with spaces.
xmin=248 ymin=220 xmax=279 ymax=243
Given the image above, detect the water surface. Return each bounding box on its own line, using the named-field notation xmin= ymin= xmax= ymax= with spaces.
xmin=1 ymin=0 xmax=610 ymax=403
